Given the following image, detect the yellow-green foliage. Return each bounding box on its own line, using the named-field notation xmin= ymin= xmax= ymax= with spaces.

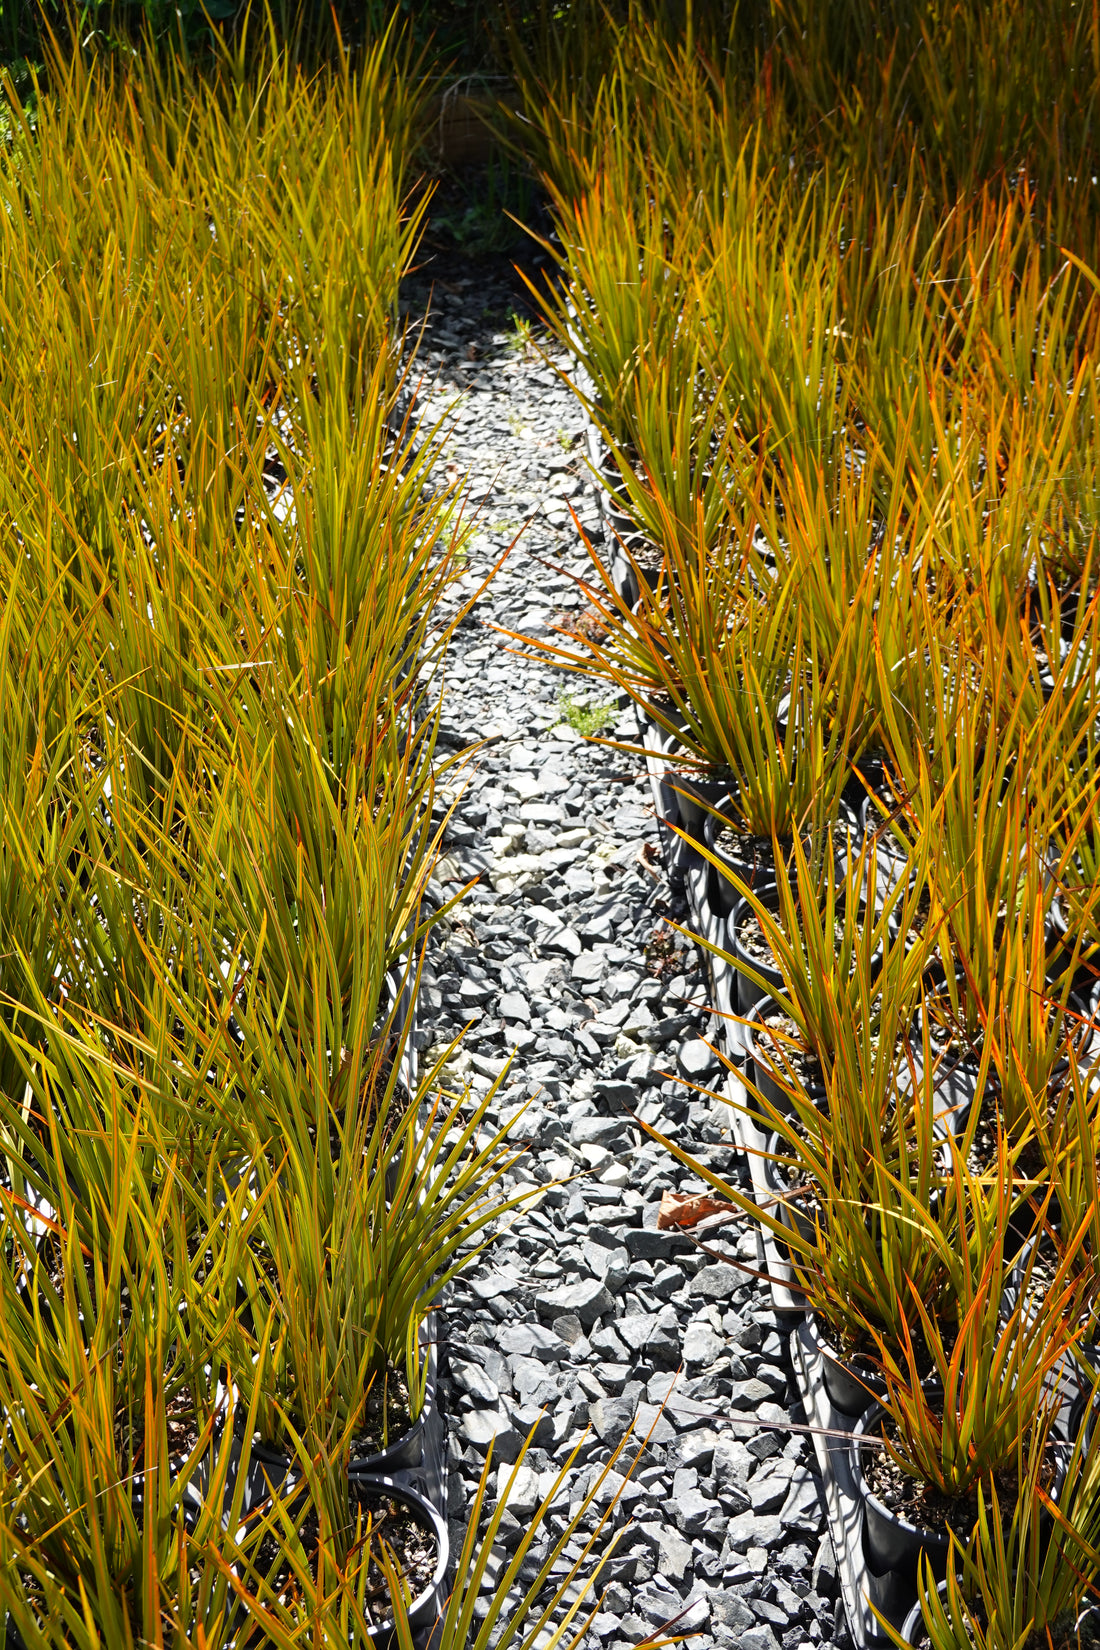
xmin=514 ymin=0 xmax=1100 ymax=847
xmin=0 ymin=15 xmax=529 ymax=1642
xmin=508 ymin=9 xmax=1100 ymax=1637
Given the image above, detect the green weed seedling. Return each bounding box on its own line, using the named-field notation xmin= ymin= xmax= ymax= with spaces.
xmin=506 ymin=312 xmax=535 ymax=354
xmin=558 ymin=691 xmax=615 ymax=737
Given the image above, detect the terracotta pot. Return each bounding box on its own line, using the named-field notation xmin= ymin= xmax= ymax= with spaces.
xmin=423 ymin=91 xmax=518 ymax=168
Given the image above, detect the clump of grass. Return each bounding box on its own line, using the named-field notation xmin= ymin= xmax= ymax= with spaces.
xmin=0 ymin=8 xmax=565 ymax=1641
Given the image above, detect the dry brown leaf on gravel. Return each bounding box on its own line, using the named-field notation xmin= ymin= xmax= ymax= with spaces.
xmin=657 ymin=1190 xmax=731 ymax=1229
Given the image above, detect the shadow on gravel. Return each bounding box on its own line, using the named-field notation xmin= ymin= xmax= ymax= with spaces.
xmin=406 ymin=156 xmax=565 ymax=350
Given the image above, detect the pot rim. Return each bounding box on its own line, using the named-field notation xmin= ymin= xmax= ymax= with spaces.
xmin=848 ymin=1393 xmax=1069 ymax=1547
xmin=849 ymin=1397 xmax=952 ymax=1554
xmin=229 ymin=1474 xmax=447 ymax=1638
xmin=351 ymin=1474 xmax=449 ymax=1632
xmin=745 ymin=998 xmax=828 ymax=1096
xmin=803 ymin=1307 xmax=885 ymax=1383
xmin=243 ymin=1319 xmax=438 ymax=1471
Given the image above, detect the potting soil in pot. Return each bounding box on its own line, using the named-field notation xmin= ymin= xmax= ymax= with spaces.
xmin=261 ymin=1490 xmax=438 ymax=1624
xmin=756 ymin=1003 xmax=826 ymax=1096
xmin=248 ymin=1357 xmax=421 ymax=1466
xmin=736 ymin=905 xmax=850 ymax=967
xmin=716 ymin=826 xmax=776 ymax=883
xmin=355 ymin=1362 xmax=418 ymax=1461
xmin=737 ymin=906 xmax=782 ymax=967
xmin=862 ymin=1416 xmax=1059 ymax=1549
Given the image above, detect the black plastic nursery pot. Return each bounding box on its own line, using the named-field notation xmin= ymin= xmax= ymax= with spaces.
xmin=249 ymin=1359 xmax=438 ymax=1491
xmin=803 ymin=1311 xmax=887 ymax=1419
xmin=349 ymin=1393 xmax=434 ymax=1478
xmin=639 ymin=695 xmax=692 ymax=746
xmin=589 ymin=437 xmax=665 ymax=605
xmin=240 ymin=1476 xmax=447 ymax=1648
xmin=903 ymin=1053 xmax=979 ymax=1154
xmin=858 ymin=795 xmax=914 ymax=926
xmin=896 ymin=1584 xmax=1100 ymax=1648
xmin=247 ymin=1335 xmax=439 ymax=1491
xmin=1043 ymin=900 xmax=1089 ymax=992
xmin=637 ymin=702 xmax=704 ymax=884
xmin=727 ymin=891 xmax=786 ymax=1017
xmin=607 ymin=539 xmax=640 ymax=609
xmin=849 ymin=1399 xmax=953 ymax=1579
xmin=348 ymin=1319 xmax=440 ymax=1479
xmin=1068 ymin=1353 xmax=1100 ymax=1451
xmin=604 ymin=528 xmax=658 ymax=612
xmin=350 ymin=1477 xmax=449 ymax=1644
xmin=762 ymin=1129 xmax=820 ymax=1258
xmin=914 ymin=972 xmax=985 ymax=1140
xmin=849 ymin=1395 xmax=1070 ymax=1584
xmin=746 ymin=999 xmax=827 ymax=1119
xmin=1079 ymin=973 xmax=1100 ymax=1049
xmin=702 ymin=803 xmax=779 ymax=918
xmin=671 ymin=770 xmax=733 ymax=842
xmin=898 ymin=1582 xmax=947 ymax=1647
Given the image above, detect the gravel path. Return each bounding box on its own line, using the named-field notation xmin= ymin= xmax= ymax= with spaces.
xmin=400 ymin=239 xmax=850 ymax=1650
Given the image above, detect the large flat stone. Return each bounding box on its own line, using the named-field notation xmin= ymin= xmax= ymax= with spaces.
xmin=494 ymin=1462 xmax=540 ymax=1519
xmin=682 ymin=1322 xmax=724 ymax=1367
xmin=497 ymin=1322 xmax=569 ymax=1363
xmin=624 ymin=1228 xmax=693 ymax=1261
xmin=689 ymin=1262 xmax=741 ymax=1300
xmin=570 ymin=1116 xmax=630 ymax=1148
xmin=588 ymin=1396 xmax=637 ymax=1443
xmin=459 ymin=1405 xmax=520 ymax=1463
xmin=535 ymin=1276 xmax=614 ymax=1327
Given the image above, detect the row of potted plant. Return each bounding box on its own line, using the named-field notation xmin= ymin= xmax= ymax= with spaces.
xmin=505 ymin=5 xmax=1100 ymax=1645
xmin=0 ymin=14 xmax=467 ymax=1640
xmin=0 ymin=18 xmax=673 ymax=1645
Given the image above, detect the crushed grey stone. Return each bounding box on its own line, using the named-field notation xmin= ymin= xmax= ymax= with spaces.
xmin=408 ymin=258 xmax=829 ymax=1640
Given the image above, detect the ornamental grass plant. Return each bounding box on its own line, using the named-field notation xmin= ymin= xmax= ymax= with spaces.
xmin=0 ymin=9 xmax=553 ymax=1637
xmin=645 ymin=1000 xmax=980 ymax=1368
xmin=708 ymin=823 xmax=935 ymax=1077
xmin=646 ymin=836 xmax=976 ymax=1361
xmin=887 ymin=1394 xmax=1100 ymax=1650
xmin=510 ymin=7 xmax=1100 ymax=1613
xmin=383 ymin=1424 xmax=683 ymax=1650
xmin=860 ymin=1146 xmax=1092 ymax=1506
xmin=8 ymin=0 xmax=1100 ymax=1634
xmin=512 ymin=498 xmax=858 ymax=853
xmin=0 ymin=1022 xmax=278 ymax=1644
xmin=230 ymin=1067 xmax=535 ymax=1455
